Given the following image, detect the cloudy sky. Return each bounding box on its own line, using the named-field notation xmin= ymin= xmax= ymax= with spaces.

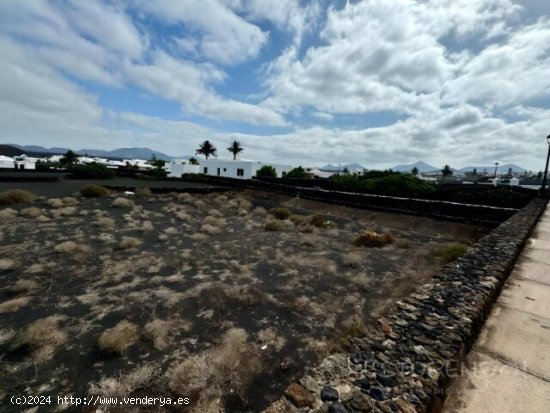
xmin=1 ymin=0 xmax=550 ymax=169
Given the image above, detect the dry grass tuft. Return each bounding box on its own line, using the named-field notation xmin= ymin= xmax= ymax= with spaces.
xmin=10 ymin=279 xmax=38 ymax=294
xmin=143 ymin=319 xmax=185 ymax=350
xmin=62 ymin=196 xmax=78 ymax=206
xmin=51 ymin=206 xmax=78 ymax=218
xmin=342 ymin=252 xmax=364 ymax=268
xmin=0 ymin=189 xmax=36 ymax=205
xmin=97 ymin=217 xmax=115 ymax=230
xmin=98 ymin=233 xmax=115 ymax=243
xmin=119 ymin=236 xmax=142 ymax=249
xmin=177 ymin=192 xmax=195 ymax=203
xmin=20 ymin=206 xmax=42 ymax=218
xmin=112 ymin=197 xmax=134 ymax=208
xmin=0 ymin=297 xmax=31 ymax=313
xmin=202 ymin=215 xmax=227 ymax=227
xmin=207 ymin=209 xmax=223 ymax=217
xmin=140 ymin=220 xmax=154 ymax=231
xmin=98 ymin=320 xmax=139 ymax=354
xmin=440 ymin=242 xmax=468 ymax=263
xmin=0 ymin=207 xmax=17 ymax=221
xmin=135 ymin=187 xmax=153 ymax=197
xmin=201 ymin=224 xmax=223 ymax=235
xmin=15 ymin=316 xmax=67 ymax=363
xmin=354 ymin=230 xmax=394 ymax=247
xmin=0 ymin=258 xmax=15 ymax=271
xmin=90 ymin=364 xmax=157 ymax=400
xmin=54 ymin=240 xmax=89 ymax=254
xmin=46 ymin=198 xmax=64 ymax=208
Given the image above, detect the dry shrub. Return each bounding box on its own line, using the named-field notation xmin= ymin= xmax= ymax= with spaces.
xmin=15 ymin=316 xmax=67 ymax=363
xmin=201 ymin=224 xmax=223 ymax=236
xmin=236 ymin=198 xmax=252 ymax=210
xmin=62 ymin=196 xmax=79 ymax=206
xmin=342 ymin=252 xmax=363 ymax=268
xmin=202 ymin=215 xmax=227 ymax=227
xmin=0 ymin=189 xmax=36 ymax=205
xmin=168 ymin=328 xmax=261 ymax=406
xmin=112 ymin=197 xmax=134 ymax=208
xmin=289 ymin=215 xmax=307 ymax=225
xmin=175 ymin=210 xmax=191 ymax=221
xmin=164 ymin=227 xmax=178 ymax=235
xmin=54 ymin=240 xmax=89 ymax=254
xmin=0 ymin=329 xmax=16 ymax=346
xmin=354 ymin=230 xmax=394 ymax=247
xmin=265 ymin=221 xmax=283 ymax=232
xmin=0 ymin=207 xmax=17 ymax=221
xmin=36 ymin=215 xmax=50 ymax=222
xmin=135 ymin=187 xmax=152 ymax=197
xmin=98 ymin=233 xmax=115 ymax=243
xmin=0 ymin=297 xmax=31 ymax=313
xmin=270 ymin=207 xmax=291 ymax=220
xmin=144 ymin=319 xmax=181 ymax=350
xmin=0 ymin=258 xmax=15 ymax=271
xmin=349 ymin=274 xmax=371 ymax=292
xmin=309 ymin=214 xmax=331 ymax=228
xmin=46 ymin=198 xmax=64 ymax=208
xmin=176 ymin=192 xmax=194 ymax=202
xmin=98 ymin=320 xmax=139 ymax=354
xmin=140 ymin=220 xmax=154 ymax=231
xmin=10 ymin=279 xmax=38 ymax=294
xmin=119 ymin=236 xmax=142 ymax=249
xmin=207 ymin=209 xmax=223 ymax=217
xmin=90 ymin=364 xmax=157 ymax=400
xmin=97 ymin=217 xmax=115 ymax=230
xmin=20 ymin=207 xmax=42 ymax=218
xmin=257 ymin=328 xmax=286 ymax=351
xmin=51 ymin=206 xmax=78 ymax=218
xmin=332 ymin=314 xmax=366 ymax=350
xmin=80 ymin=184 xmax=110 ymax=198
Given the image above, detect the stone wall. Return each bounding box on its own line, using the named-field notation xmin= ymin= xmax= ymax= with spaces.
xmin=183 ymin=175 xmax=519 ymax=226
xmin=265 ymin=198 xmax=548 ymax=413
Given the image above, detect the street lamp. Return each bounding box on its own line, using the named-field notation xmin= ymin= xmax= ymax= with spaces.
xmin=540 ymin=134 xmax=550 ymax=196
xmin=493 ymin=162 xmax=499 ymax=179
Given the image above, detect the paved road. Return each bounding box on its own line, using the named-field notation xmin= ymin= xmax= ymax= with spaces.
xmin=443 ymin=204 xmax=550 ymax=412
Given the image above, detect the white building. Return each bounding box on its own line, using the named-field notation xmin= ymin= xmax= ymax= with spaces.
xmin=168 ymin=159 xmax=200 ymax=178
xmin=197 ymin=159 xmax=292 ymax=180
xmin=0 ymin=155 xmax=14 ymax=169
xmin=14 ymin=155 xmax=36 ymax=170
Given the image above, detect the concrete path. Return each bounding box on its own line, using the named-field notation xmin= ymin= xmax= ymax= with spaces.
xmin=443 ymin=204 xmax=550 ymax=413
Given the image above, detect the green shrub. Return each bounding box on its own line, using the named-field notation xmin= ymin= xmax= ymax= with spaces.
xmin=330 ymin=172 xmax=435 ymax=197
xmin=285 ymin=166 xmax=309 ymax=179
xmin=354 ymin=230 xmax=394 ymax=247
xmin=270 ymin=207 xmax=291 ymax=220
xmin=0 ymin=189 xmax=37 ymax=205
xmin=80 ymin=184 xmax=110 ymax=198
xmin=309 ymin=214 xmax=331 ymax=228
xmin=256 ymin=165 xmax=277 ymax=178
xmin=264 ymin=221 xmax=283 ymax=231
xmin=135 ymin=187 xmax=153 ymax=196
xmin=69 ymin=162 xmax=115 ymax=179
xmin=441 ymin=242 xmax=467 ymax=263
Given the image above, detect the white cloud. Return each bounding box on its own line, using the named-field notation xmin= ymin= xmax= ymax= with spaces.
xmin=131 ymin=0 xmax=267 ymax=65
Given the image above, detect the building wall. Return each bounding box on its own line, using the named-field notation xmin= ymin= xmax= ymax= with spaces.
xmin=169 ymin=161 xmax=200 ymax=177
xmin=198 ymin=159 xmax=292 ymax=180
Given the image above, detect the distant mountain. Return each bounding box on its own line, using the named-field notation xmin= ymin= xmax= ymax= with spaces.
xmin=460 ymin=164 xmax=526 ymax=174
xmin=0 ymin=144 xmax=174 ymax=160
xmin=391 ymin=161 xmax=438 ymax=173
xmin=320 ymin=162 xmax=365 ymax=172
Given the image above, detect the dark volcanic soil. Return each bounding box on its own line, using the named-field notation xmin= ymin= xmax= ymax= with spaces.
xmin=0 ymin=188 xmax=488 ymax=412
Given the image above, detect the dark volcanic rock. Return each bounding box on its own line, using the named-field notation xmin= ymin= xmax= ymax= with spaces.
xmin=321 ymin=386 xmax=339 ymax=402
xmin=328 ymin=402 xmax=349 ymax=413
xmin=369 ymin=386 xmax=388 ymax=401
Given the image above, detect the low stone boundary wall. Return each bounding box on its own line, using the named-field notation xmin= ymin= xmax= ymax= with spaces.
xmin=183 ymin=176 xmax=518 ymax=226
xmin=265 ymin=198 xmax=547 ymax=413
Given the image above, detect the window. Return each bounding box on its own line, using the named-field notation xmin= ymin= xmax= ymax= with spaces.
xmin=203 ymin=167 xmax=208 ymax=174
xmin=237 ymin=168 xmax=244 ymax=176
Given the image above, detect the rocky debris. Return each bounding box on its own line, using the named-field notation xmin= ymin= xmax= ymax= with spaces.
xmin=285 ymin=383 xmax=315 ymax=408
xmin=264 ymin=199 xmax=547 ymax=413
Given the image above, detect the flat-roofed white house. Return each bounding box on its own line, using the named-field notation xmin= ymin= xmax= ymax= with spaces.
xmin=168 ymin=159 xmax=200 ymax=177
xmin=14 ymin=155 xmax=36 ymax=170
xmin=0 ymin=155 xmax=14 ymax=169
xmin=197 ymin=159 xmax=292 ymax=180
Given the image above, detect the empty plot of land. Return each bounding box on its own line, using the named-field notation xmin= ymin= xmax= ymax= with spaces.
xmin=0 ymin=189 xmax=488 ymax=412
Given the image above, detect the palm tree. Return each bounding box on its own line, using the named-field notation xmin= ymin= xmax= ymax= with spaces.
xmin=227 ymin=140 xmax=243 ymax=160
xmin=61 ymin=150 xmax=79 ymax=166
xmin=196 ymin=140 xmax=217 ymax=159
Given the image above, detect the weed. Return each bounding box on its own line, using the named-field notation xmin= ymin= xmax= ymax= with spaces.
xmin=354 ymin=230 xmax=394 ymax=247
xmin=80 ymin=185 xmax=110 ymax=198
xmin=441 ymin=242 xmax=468 ymax=263
xmin=98 ymin=320 xmax=139 ymax=354
xmin=112 ymin=197 xmax=134 ymax=208
xmin=119 ymin=236 xmax=142 ymax=249
xmin=0 ymin=189 xmax=36 ymax=205
xmin=270 ymin=207 xmax=291 ymax=220
xmin=265 ymin=221 xmax=283 ymax=231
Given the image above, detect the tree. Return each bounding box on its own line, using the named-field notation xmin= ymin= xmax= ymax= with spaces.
xmin=507 ymin=167 xmax=513 ymax=177
xmin=227 ymin=140 xmax=243 ymax=160
xmin=285 ymin=166 xmax=309 ymax=179
xmin=441 ymin=165 xmax=453 ymax=177
xmin=473 ymin=168 xmax=477 ymax=176
xmin=256 ymin=165 xmax=277 ymax=178
xmin=60 ymin=150 xmax=79 ymax=166
xmin=188 ymin=157 xmax=199 ymax=165
xmin=411 ymin=167 xmax=419 ymax=175
xmin=196 ymin=140 xmax=217 ymax=159
xmin=538 ymin=171 xmax=543 ymax=179
xmin=148 ymin=154 xmax=167 ymax=177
